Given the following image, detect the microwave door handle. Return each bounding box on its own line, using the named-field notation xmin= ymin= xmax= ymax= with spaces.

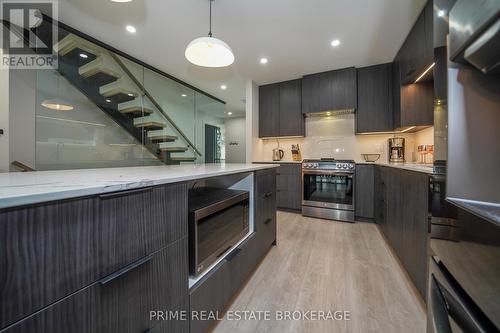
xmin=430 ymin=274 xmax=453 ymax=333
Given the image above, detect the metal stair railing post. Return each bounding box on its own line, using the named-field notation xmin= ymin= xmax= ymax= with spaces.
xmin=109 ymin=53 xmax=202 ymax=157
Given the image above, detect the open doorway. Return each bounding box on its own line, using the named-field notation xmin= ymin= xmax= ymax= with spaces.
xmin=205 ymin=124 xmax=223 ymax=163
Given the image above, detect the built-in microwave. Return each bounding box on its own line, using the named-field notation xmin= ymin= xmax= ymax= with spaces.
xmin=188 ymin=187 xmax=249 ymax=277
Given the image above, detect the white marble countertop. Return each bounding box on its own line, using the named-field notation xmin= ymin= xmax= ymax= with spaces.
xmin=253 ymin=160 xmax=302 ymax=164
xmin=357 ymin=161 xmax=434 ymax=174
xmin=0 ymin=163 xmax=279 ymax=209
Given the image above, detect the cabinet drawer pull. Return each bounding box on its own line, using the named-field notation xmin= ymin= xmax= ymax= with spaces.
xmin=264 ymin=218 xmax=273 ymax=225
xmin=99 ymin=255 xmax=153 ymax=285
xmin=226 ymin=247 xmax=242 ymax=262
xmin=99 ymin=187 xmax=153 ymax=199
xmin=264 ymin=191 xmax=273 ymax=199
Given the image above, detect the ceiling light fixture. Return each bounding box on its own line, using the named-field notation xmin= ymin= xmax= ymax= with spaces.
xmin=41 ymin=73 xmax=74 ymax=111
xmin=41 ymin=98 xmax=74 ymax=111
xmin=331 ymin=39 xmax=340 ymax=47
xmin=415 ymin=62 xmax=435 ymax=83
xmin=105 ymin=99 xmax=112 ymax=103
xmin=181 ymin=94 xmax=187 ymax=97
xmin=220 ymin=84 xmax=227 ymax=90
xmin=227 ymin=112 xmax=233 ymax=115
xmin=438 ymin=10 xmax=446 ymax=17
xmin=185 ymin=0 xmax=234 ymax=67
xmin=260 ymin=57 xmax=268 ymax=64
xmin=126 ymin=25 xmax=136 ymax=33
xmin=111 ymin=0 xmax=133 ymax=2
xmin=79 ymin=53 xmax=88 ymax=59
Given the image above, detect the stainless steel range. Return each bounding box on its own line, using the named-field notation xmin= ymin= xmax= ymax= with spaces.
xmin=302 ymin=159 xmax=355 ymax=223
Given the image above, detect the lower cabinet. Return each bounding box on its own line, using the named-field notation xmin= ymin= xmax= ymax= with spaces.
xmin=355 ymin=164 xmax=375 ymax=219
xmin=189 ymin=234 xmax=261 ymax=333
xmin=276 ymin=164 xmax=301 ymax=211
xmin=374 ymin=166 xmax=429 ymax=300
xmin=189 ymin=168 xmax=278 ymax=333
xmin=1 ymin=239 xmax=189 ymax=333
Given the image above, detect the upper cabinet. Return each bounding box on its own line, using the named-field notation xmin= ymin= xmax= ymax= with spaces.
xmin=393 ymin=0 xmax=434 ymax=129
xmin=356 ymin=63 xmax=393 ymax=133
xmin=398 ymin=0 xmax=434 ymax=84
xmin=302 ymin=67 xmax=357 ymax=114
xmin=259 ymin=79 xmax=304 ymax=138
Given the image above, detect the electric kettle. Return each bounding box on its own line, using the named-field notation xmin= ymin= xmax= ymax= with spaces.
xmin=272 ymin=148 xmax=284 ymax=161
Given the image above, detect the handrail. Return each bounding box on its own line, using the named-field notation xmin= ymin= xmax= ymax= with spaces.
xmin=109 ymin=53 xmax=202 ymax=157
xmin=11 ymin=161 xmax=36 ymax=172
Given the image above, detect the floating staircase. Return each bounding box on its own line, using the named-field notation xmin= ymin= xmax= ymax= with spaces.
xmin=52 ymin=33 xmax=197 ymax=165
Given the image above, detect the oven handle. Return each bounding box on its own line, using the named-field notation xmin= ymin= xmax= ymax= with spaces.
xmin=302 ymin=170 xmax=354 ymax=176
xmin=430 ymin=274 xmax=453 ymax=333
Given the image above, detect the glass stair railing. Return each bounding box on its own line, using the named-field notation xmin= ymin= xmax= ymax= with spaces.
xmin=53 ymin=33 xmax=200 ymax=165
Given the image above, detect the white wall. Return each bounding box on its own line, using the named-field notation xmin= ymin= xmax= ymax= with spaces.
xmin=0 ymin=47 xmax=8 ymax=172
xmin=245 ymin=80 xmax=258 ymax=163
xmin=225 ymin=116 xmax=246 ymax=163
xmin=253 ymin=114 xmax=434 ymax=164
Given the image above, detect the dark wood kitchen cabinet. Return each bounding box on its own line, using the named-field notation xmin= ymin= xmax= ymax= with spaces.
xmin=190 ymin=169 xmax=278 ymax=333
xmin=259 ymin=79 xmax=304 ymax=138
xmin=355 ymin=164 xmax=375 ymax=219
xmin=259 ymin=83 xmax=280 ymax=137
xmin=0 ymin=183 xmax=187 ymax=330
xmin=1 ymin=238 xmax=189 ymax=333
xmin=276 ymin=164 xmax=302 ymax=211
xmin=356 ymin=63 xmax=393 ymax=133
xmin=392 ymin=0 xmax=434 ymax=129
xmin=374 ymin=166 xmax=429 ymax=300
xmin=302 ymin=67 xmax=357 ymax=114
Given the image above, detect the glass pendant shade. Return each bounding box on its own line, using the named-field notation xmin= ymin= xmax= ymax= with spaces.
xmin=41 ymin=98 xmax=74 ymax=111
xmin=185 ymin=36 xmax=234 ymax=67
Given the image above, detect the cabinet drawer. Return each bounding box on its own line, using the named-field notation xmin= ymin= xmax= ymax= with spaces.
xmin=1 ymin=239 xmax=188 ymax=333
xmin=0 ymin=183 xmax=187 ymax=329
xmin=189 ymin=234 xmax=260 ymax=333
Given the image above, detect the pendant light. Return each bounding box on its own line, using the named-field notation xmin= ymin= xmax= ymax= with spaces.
xmin=185 ymin=0 xmax=234 ymax=67
xmin=41 ymin=72 xmax=74 ymax=111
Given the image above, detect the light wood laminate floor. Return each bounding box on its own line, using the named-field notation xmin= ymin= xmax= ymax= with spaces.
xmin=212 ymin=212 xmax=426 ymax=333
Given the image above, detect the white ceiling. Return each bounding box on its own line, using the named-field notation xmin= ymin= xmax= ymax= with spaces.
xmin=58 ymin=0 xmax=427 ymax=115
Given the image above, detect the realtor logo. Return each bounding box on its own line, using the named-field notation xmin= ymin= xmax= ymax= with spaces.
xmin=0 ymin=0 xmax=58 ymax=69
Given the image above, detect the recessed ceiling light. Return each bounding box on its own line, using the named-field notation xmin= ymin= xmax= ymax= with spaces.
xmin=437 ymin=10 xmax=446 ymax=17
xmin=126 ymin=25 xmax=136 ymax=33
xmin=331 ymin=39 xmax=340 ymax=47
xmin=181 ymin=94 xmax=187 ymax=97
xmin=227 ymin=112 xmax=233 ymax=115
xmin=220 ymin=85 xmax=227 ymax=90
xmin=260 ymin=57 xmax=268 ymax=64
xmin=79 ymin=53 xmax=88 ymax=59
xmin=111 ymin=0 xmax=133 ymax=2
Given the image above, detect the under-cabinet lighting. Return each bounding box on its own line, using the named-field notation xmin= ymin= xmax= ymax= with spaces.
xmin=415 ymin=62 xmax=435 ymax=83
xmin=400 ymin=126 xmax=416 ymax=133
xmin=261 ymin=135 xmax=304 ymax=140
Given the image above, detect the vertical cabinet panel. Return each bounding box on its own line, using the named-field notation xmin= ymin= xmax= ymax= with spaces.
xmin=375 ymin=166 xmax=429 ymax=300
xmin=301 ymin=74 xmax=320 ymax=114
xmin=356 ymin=63 xmax=393 ymax=133
xmin=355 ymin=164 xmax=375 ymax=219
xmin=279 ymin=79 xmax=304 ymax=137
xmin=258 ymin=83 xmax=280 ymax=138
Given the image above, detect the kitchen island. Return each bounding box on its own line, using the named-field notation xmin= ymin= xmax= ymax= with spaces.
xmin=0 ymin=164 xmax=278 ymax=333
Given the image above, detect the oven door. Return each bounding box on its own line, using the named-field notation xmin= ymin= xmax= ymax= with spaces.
xmin=302 ymin=169 xmax=354 ymax=211
xmin=427 ymin=256 xmax=498 ymax=333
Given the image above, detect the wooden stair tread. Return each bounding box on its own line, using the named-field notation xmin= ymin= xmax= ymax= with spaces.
xmin=134 ymin=121 xmax=166 ymax=129
xmin=170 ymin=157 xmax=196 ymax=161
xmin=159 ymin=147 xmax=189 ymax=152
xmin=119 ymin=106 xmax=154 ymax=115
